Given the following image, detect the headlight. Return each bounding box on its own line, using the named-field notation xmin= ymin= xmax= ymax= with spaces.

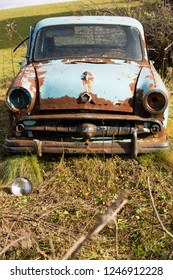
xmin=7 ymin=87 xmax=32 ymax=112
xmin=11 ymin=177 xmax=32 ymax=196
xmin=143 ymin=89 xmax=168 ymax=114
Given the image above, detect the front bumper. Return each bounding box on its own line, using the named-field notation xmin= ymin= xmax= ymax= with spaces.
xmin=4 ymin=134 xmax=170 ymax=157
xmin=5 ymin=113 xmax=170 ymax=157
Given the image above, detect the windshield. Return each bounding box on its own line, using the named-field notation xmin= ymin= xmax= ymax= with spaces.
xmin=34 ymin=24 xmax=143 ymax=61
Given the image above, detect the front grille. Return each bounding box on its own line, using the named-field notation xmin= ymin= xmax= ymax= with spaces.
xmin=13 ymin=114 xmax=162 ymax=142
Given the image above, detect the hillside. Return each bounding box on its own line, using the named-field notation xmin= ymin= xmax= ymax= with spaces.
xmin=0 ymin=0 xmax=145 ymax=82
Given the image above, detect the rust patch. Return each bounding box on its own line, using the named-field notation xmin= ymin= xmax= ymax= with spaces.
xmin=129 ymin=76 xmax=138 ymax=94
xmin=7 ymin=64 xmax=37 ymax=114
xmin=40 ymin=95 xmax=77 ymax=110
xmin=81 ymin=71 xmax=94 ymax=93
xmin=142 ymin=127 xmax=167 ymax=142
xmin=34 ymin=68 xmax=47 ymax=91
xmin=10 ymin=65 xmax=36 ymax=93
xmin=154 ymin=114 xmax=165 ymax=122
xmin=62 ymin=58 xmax=119 ymax=65
xmin=134 ymin=88 xmax=146 ymax=117
xmin=40 ymin=93 xmax=133 ymax=112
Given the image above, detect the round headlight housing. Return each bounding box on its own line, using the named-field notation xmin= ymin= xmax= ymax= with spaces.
xmin=7 ymin=87 xmax=32 ymax=112
xmin=143 ymin=89 xmax=168 ymax=114
xmin=10 ymin=177 xmax=32 ymax=196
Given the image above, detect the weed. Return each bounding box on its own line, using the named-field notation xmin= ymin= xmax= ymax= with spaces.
xmin=0 ymin=155 xmax=43 ymax=187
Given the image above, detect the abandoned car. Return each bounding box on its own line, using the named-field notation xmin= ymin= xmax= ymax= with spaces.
xmin=4 ymin=16 xmax=170 ymax=156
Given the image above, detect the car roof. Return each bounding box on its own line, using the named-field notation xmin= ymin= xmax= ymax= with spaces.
xmin=33 ymin=16 xmax=145 ymax=38
xmin=29 ymin=16 xmax=147 ymax=62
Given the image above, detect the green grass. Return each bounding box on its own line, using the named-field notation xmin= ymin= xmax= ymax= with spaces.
xmin=0 ymin=1 xmax=78 ymax=83
xmin=0 ymin=0 xmax=156 ymax=84
xmin=0 ymin=155 xmax=43 ymax=187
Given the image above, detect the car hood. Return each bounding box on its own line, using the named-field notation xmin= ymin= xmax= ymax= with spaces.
xmin=34 ymin=59 xmax=142 ymax=112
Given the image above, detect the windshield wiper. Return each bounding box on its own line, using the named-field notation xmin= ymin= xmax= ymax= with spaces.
xmin=13 ymin=37 xmax=29 ymax=52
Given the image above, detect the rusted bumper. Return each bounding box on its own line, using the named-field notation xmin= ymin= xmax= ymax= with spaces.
xmin=4 ymin=135 xmax=170 ymax=157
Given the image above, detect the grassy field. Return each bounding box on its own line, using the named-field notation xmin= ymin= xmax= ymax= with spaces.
xmin=0 ymin=0 xmax=135 ymax=82
xmin=0 ymin=0 xmax=149 ymax=84
xmin=0 ymin=0 xmax=173 ymax=260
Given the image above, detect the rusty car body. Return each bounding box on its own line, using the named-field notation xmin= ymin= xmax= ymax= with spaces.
xmin=4 ymin=16 xmax=170 ymax=156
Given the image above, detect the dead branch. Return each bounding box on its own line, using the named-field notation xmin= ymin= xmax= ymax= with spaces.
xmin=166 ymin=248 xmax=173 ymax=259
xmin=114 ymin=215 xmax=119 ymax=259
xmin=0 ymin=234 xmax=30 ymax=256
xmin=36 ymin=245 xmax=51 ymax=260
xmin=3 ymin=221 xmax=16 ymax=258
xmin=62 ymin=192 xmax=128 ymax=260
xmin=147 ymin=177 xmax=173 ymax=239
xmin=49 ymin=238 xmax=56 ymax=260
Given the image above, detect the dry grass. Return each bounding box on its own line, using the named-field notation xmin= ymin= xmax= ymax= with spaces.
xmin=0 ymin=154 xmax=173 ymax=260
xmin=1 ymin=155 xmax=43 ymax=187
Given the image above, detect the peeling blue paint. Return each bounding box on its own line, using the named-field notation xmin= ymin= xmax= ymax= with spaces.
xmin=36 ymin=60 xmax=141 ymax=103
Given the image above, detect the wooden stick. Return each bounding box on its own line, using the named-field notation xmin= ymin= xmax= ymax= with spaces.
xmin=148 ymin=177 xmax=173 ymax=239
xmin=0 ymin=235 xmax=30 ymax=256
xmin=62 ymin=193 xmax=128 ymax=260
